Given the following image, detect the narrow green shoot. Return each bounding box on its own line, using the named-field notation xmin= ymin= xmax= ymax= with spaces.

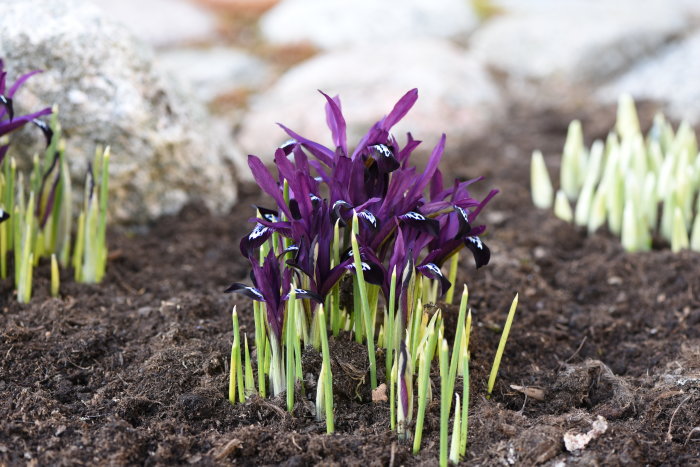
xmin=445 ymin=253 xmax=459 ymax=304
xmin=285 ymin=290 xmax=298 ymax=412
xmin=449 ymin=394 xmax=461 ymax=465
xmin=72 ymin=212 xmax=86 ymax=282
xmin=671 ymin=207 xmax=689 ymax=252
xmin=390 ymin=352 xmax=397 ymax=431
xmin=460 ymin=344 xmax=470 ymax=456
xmin=253 ymin=300 xmax=266 ymax=398
xmin=50 ymin=253 xmax=59 ymax=297
xmin=331 ymin=219 xmax=342 ymax=337
xmin=229 ymin=306 xmax=241 ymax=404
xmin=530 ymin=150 xmax=553 ymax=209
xmin=233 ymin=307 xmax=245 ymax=403
xmin=351 ymin=213 xmax=377 ymax=389
xmin=439 ymin=339 xmax=450 ymax=467
xmin=487 ymin=294 xmax=519 ymax=396
xmin=95 ymin=147 xmax=110 ymax=282
xmin=386 ymin=266 xmax=397 ymax=428
xmin=448 ymin=285 xmax=468 ymax=398
xmin=413 ymin=311 xmax=440 ymax=453
xmin=244 ymin=334 xmax=255 ymax=396
xmin=17 ymin=193 xmax=36 ymax=304
xmin=553 ymin=190 xmax=573 ymax=222
xmin=0 ymin=204 xmax=7 ymax=279
xmin=317 ymin=306 xmax=334 ymax=433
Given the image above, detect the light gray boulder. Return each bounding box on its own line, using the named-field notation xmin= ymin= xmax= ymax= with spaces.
xmin=598 ymin=32 xmax=700 ymax=124
xmin=237 ymin=39 xmax=502 ymax=163
xmin=155 ymin=47 xmax=273 ymax=103
xmin=0 ymin=0 xmax=238 ymax=223
xmin=88 ymin=0 xmax=218 ymax=48
xmin=259 ymin=0 xmax=479 ymax=50
xmin=471 ymin=0 xmax=690 ymax=85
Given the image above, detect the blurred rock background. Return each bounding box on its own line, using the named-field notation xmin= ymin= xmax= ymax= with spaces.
xmin=1 ymin=0 xmax=698 ymax=222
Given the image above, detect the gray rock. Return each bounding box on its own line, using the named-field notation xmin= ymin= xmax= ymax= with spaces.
xmin=0 ymin=0 xmax=238 ymax=223
xmin=598 ymin=32 xmax=700 ymax=124
xmin=471 ymin=0 xmax=690 ymax=85
xmin=259 ymin=0 xmax=479 ymax=50
xmin=155 ymin=47 xmax=273 ymax=103
xmin=237 ymin=39 xmax=502 ymax=162
xmin=88 ymin=0 xmax=218 ymax=48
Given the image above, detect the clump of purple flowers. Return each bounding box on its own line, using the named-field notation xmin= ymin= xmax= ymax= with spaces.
xmin=227 ymin=89 xmax=496 ymax=405
xmin=231 ymin=89 xmax=495 ymax=303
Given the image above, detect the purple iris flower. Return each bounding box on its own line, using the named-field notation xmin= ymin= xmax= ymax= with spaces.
xmin=0 ymin=60 xmax=53 ymax=156
xmin=234 ymin=89 xmax=497 ymax=317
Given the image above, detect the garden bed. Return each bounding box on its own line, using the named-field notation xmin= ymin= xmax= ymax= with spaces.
xmin=1 ymin=105 xmax=699 ymax=465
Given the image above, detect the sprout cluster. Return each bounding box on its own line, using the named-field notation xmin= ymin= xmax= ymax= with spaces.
xmin=227 ymin=90 xmax=519 ymax=464
xmin=0 ymin=59 xmax=111 ymax=302
xmin=531 ymin=95 xmax=700 ymax=253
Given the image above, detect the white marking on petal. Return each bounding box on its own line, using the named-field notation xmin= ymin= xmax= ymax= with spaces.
xmin=468 ymin=236 xmax=484 ymax=250
xmin=359 ymin=210 xmax=377 ymax=227
xmin=280 ymin=139 xmax=296 ymax=149
xmin=333 ymin=200 xmax=349 ymax=210
xmin=425 ymin=263 xmax=442 ymax=276
xmin=456 ymin=206 xmax=470 ymax=221
xmin=403 ymin=211 xmax=425 ymax=221
xmin=249 ymin=223 xmax=269 ymax=240
xmin=247 ymin=287 xmax=264 ymax=300
xmin=371 ymin=144 xmax=393 ymax=158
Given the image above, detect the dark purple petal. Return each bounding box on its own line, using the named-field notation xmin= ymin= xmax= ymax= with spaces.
xmin=468 ymin=189 xmax=498 ymax=223
xmin=455 ymin=206 xmax=472 ymax=239
xmin=7 ymin=70 xmax=41 ymax=97
xmin=278 ymin=123 xmax=334 ymax=167
xmin=406 ymin=133 xmax=445 ymax=201
xmin=345 ymin=260 xmax=384 ymax=286
xmin=381 ymin=88 xmax=418 ymax=131
xmin=285 ymin=288 xmax=324 ymax=303
xmin=357 ymin=209 xmax=379 ymax=230
xmin=417 ymin=262 xmax=451 ymax=297
xmin=0 ymin=107 xmax=52 ymax=137
xmin=319 ymin=257 xmax=353 ymax=296
xmin=247 ymin=155 xmax=291 ymax=219
xmin=464 ymin=236 xmax=490 ymax=269
xmin=398 ymin=253 xmax=415 ymax=325
xmin=430 ymin=168 xmax=443 ymax=201
xmin=277 ymin=244 xmax=299 ymax=259
xmin=256 ymin=205 xmax=279 ymax=223
xmin=279 ymin=138 xmax=296 ymax=155
xmin=0 ymin=144 xmax=8 ymax=165
xmin=0 ymin=95 xmax=13 ymax=121
xmin=369 ymin=143 xmax=400 ymax=173
xmin=239 ymin=223 xmax=273 ymax=257
xmin=32 ymin=118 xmax=53 ymax=146
xmin=398 ymin=211 xmax=440 ymax=237
xmin=224 ymin=282 xmax=265 ymax=301
xmin=321 ymin=90 xmax=347 ymax=155
xmin=397 ymin=132 xmax=421 ymax=165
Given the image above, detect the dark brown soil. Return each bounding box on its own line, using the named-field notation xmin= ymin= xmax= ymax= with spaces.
xmin=2 ymin=104 xmax=699 ymax=466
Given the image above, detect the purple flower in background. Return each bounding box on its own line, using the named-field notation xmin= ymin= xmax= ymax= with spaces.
xmin=0 ymin=59 xmax=53 ymax=161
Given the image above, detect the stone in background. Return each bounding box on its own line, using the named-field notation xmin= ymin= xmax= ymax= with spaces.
xmin=598 ymin=31 xmax=700 ymax=125
xmin=259 ymin=0 xmax=479 ymax=50
xmin=471 ymin=0 xmax=690 ymax=86
xmin=0 ymin=0 xmax=238 ymax=223
xmin=238 ymin=39 xmax=502 ymax=162
xmin=89 ymin=0 xmax=219 ymax=48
